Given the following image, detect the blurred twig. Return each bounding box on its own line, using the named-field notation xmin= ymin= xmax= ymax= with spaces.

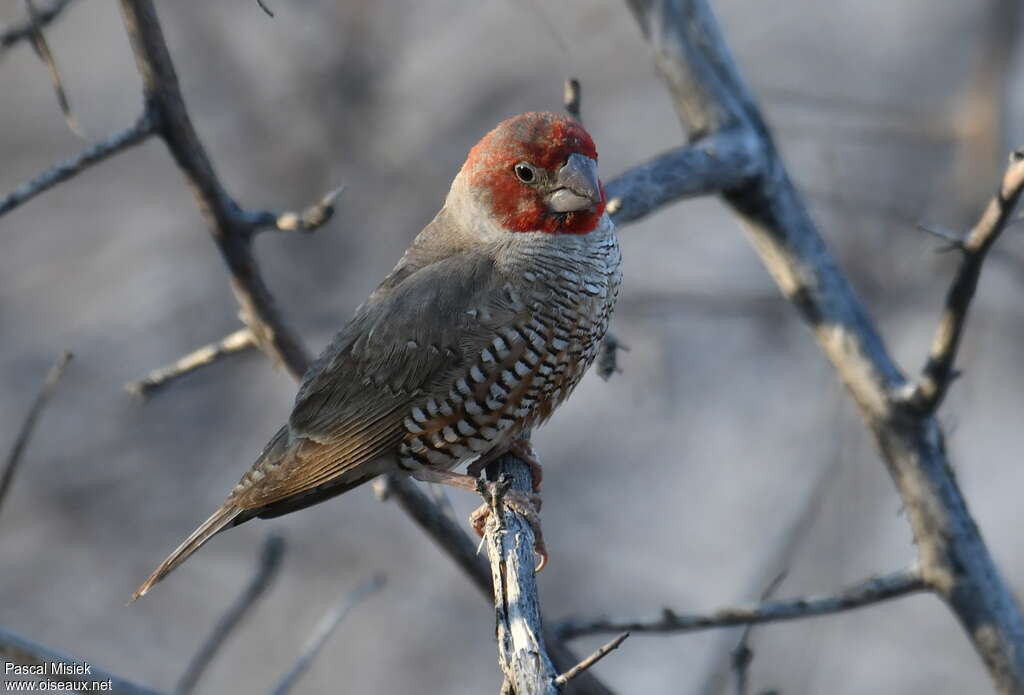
xmin=0 ymin=0 xmax=76 ymax=54
xmin=22 ymin=0 xmax=83 ymax=136
xmin=0 ymin=351 xmax=71 ymax=520
xmin=176 ymin=533 xmax=286 ymax=695
xmin=0 ymin=625 xmax=165 ymax=695
xmin=554 ymin=568 xmax=925 ymax=640
xmin=269 ymin=574 xmax=386 ymax=695
xmin=0 ymin=112 xmax=155 ymax=217
xmin=126 ymin=328 xmax=257 ymax=399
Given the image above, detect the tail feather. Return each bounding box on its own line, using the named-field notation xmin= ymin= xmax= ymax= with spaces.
xmin=132 ymin=504 xmax=243 ymax=601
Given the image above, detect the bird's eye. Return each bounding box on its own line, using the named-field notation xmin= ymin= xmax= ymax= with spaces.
xmin=514 ymin=163 xmax=537 ymax=183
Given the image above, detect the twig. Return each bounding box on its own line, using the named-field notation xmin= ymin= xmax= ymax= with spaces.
xmin=554 ymin=632 xmax=629 ymax=688
xmin=256 ymin=0 xmax=274 ymax=18
xmin=554 ymin=568 xmax=925 ymax=639
xmin=479 ymin=455 xmax=559 ymax=695
xmin=564 ymin=78 xmax=582 ymax=122
xmin=175 ymin=533 xmax=286 ymax=695
xmin=908 ymin=151 xmax=1024 ymax=412
xmin=0 ymin=624 xmax=165 ymax=695
xmin=269 ymin=574 xmax=386 ymax=695
xmin=119 ymin=0 xmax=314 ymax=380
xmin=0 ymin=0 xmax=76 ymax=53
xmin=126 ymin=327 xmax=257 ymax=399
xmin=730 ymin=571 xmax=786 ymax=695
xmin=627 ymin=1 xmax=1024 ymax=689
xmin=0 ymin=351 xmax=71 ymax=519
xmin=23 ymin=0 xmax=83 ymax=137
xmin=238 ymin=184 xmax=346 ymax=236
xmin=604 ymin=131 xmax=762 ymax=225
xmin=0 ymin=112 xmax=155 ymax=217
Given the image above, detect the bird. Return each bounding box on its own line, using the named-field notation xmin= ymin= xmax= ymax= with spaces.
xmin=133 ymin=111 xmax=621 ymax=600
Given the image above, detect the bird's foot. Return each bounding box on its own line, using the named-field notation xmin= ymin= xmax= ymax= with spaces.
xmin=466 ymin=437 xmax=544 ymax=492
xmin=470 ymin=480 xmax=547 ymax=572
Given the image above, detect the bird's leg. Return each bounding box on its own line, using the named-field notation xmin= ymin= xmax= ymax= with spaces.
xmin=469 ymin=486 xmax=548 ymax=572
xmin=466 ymin=437 xmax=544 ymax=492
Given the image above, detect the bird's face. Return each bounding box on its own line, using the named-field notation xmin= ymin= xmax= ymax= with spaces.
xmin=461 ymin=112 xmax=606 ymax=235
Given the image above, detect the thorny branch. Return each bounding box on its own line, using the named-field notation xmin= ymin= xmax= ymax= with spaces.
xmin=555 ymin=568 xmax=926 ymax=640
xmin=907 ymin=151 xmax=1024 ymax=412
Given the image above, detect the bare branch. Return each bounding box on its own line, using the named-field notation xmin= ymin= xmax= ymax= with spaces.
xmin=383 ymin=474 xmax=617 ymax=695
xmin=23 ymin=0 xmax=83 ymax=137
xmin=269 ymin=574 xmax=386 ymax=695
xmin=0 ymin=0 xmax=76 ymax=53
xmin=125 ymin=328 xmax=256 ymax=399
xmin=908 ymin=151 xmax=1024 ymax=412
xmin=176 ymin=533 xmax=286 ymax=695
xmin=0 ymin=625 xmax=165 ymax=695
xmin=118 ymin=0 xmax=314 ymax=380
xmin=731 ymin=571 xmax=786 ymax=695
xmin=627 ymin=1 xmax=1024 ymax=689
xmin=555 ymin=568 xmax=925 ymax=640
xmin=478 ymin=456 xmax=559 ymax=695
xmin=605 ymin=130 xmax=762 ymax=226
xmin=256 ymin=0 xmax=274 ymax=18
xmin=0 ymin=351 xmax=71 ymax=519
xmin=554 ymin=633 xmax=629 ymax=688
xmin=0 ymin=112 xmax=155 ymax=217
xmin=237 ymin=184 xmax=346 ymax=237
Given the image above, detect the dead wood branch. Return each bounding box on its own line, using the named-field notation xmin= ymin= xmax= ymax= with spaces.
xmin=626 ymin=2 xmax=1024 ymax=689
xmin=0 ymin=0 xmax=76 ymax=54
xmin=125 ymin=328 xmax=257 ymax=399
xmin=908 ymin=151 xmax=1024 ymax=412
xmin=555 ymin=568 xmax=925 ymax=640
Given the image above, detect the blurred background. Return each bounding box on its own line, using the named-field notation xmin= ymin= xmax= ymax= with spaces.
xmin=1 ymin=1 xmax=1023 ymax=693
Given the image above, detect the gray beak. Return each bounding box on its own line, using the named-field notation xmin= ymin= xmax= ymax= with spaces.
xmin=546 ymin=153 xmax=601 ymax=213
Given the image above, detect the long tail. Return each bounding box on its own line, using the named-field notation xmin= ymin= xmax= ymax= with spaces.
xmin=132 ymin=503 xmax=244 ymax=601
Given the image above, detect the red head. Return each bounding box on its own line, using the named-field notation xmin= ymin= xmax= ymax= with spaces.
xmin=459 ymin=112 xmax=606 ymax=235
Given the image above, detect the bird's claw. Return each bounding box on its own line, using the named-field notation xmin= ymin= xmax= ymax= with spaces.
xmin=470 ymin=487 xmax=547 ymax=572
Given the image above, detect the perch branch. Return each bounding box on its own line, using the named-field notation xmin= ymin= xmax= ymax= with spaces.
xmin=0 ymin=351 xmax=71 ymax=519
xmin=908 ymin=151 xmax=1024 ymax=412
xmin=555 ymin=568 xmax=925 ymax=639
xmin=269 ymin=574 xmax=386 ymax=695
xmin=626 ymin=2 xmax=1024 ymax=689
xmin=125 ymin=327 xmax=256 ymax=399
xmin=478 ymin=456 xmax=559 ymax=695
xmin=0 ymin=112 xmax=155 ymax=217
xmin=176 ymin=533 xmax=286 ymax=695
xmin=0 ymin=625 xmax=165 ymax=695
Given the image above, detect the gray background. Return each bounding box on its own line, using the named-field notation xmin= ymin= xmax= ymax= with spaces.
xmin=1 ymin=1 xmax=1022 ymax=693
